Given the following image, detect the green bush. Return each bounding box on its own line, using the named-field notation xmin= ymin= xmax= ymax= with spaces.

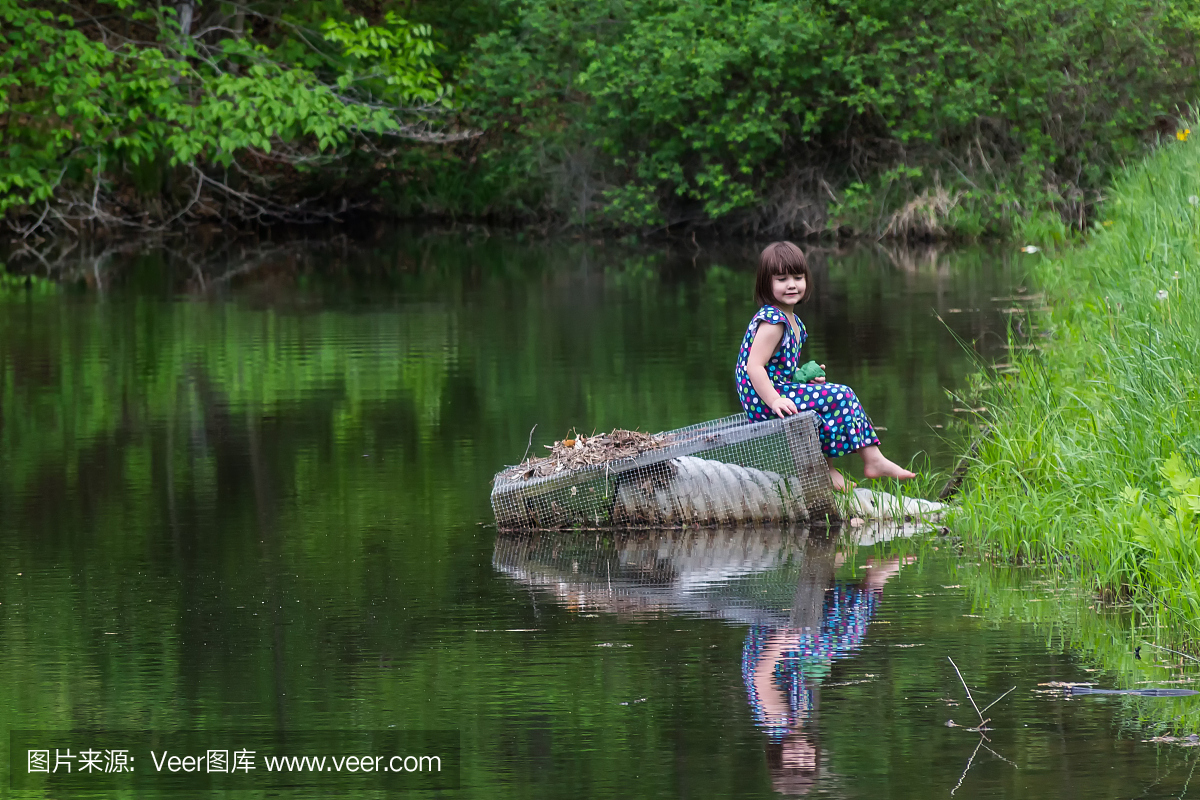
xmin=6 ymin=0 xmax=1200 ymax=236
xmin=463 ymin=0 xmax=1200 ymax=234
xmin=0 ymin=0 xmax=450 ymax=229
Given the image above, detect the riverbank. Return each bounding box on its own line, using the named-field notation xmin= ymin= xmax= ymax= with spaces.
xmin=954 ymin=133 xmax=1200 ymax=644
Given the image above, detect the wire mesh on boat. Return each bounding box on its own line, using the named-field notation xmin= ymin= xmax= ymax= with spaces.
xmin=490 ymin=412 xmax=837 ymax=529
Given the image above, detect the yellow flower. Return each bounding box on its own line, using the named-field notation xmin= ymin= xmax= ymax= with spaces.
xmin=1178 ymin=128 xmax=1191 ymax=141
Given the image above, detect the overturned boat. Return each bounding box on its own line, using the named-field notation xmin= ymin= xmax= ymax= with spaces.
xmin=490 ymin=412 xmax=943 ymax=530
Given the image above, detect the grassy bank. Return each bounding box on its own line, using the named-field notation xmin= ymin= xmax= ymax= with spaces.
xmin=955 ymin=134 xmax=1200 ymax=641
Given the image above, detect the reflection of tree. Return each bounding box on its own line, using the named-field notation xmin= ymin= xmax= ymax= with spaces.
xmin=1 ymin=235 xmax=1015 ymax=494
xmin=743 ymin=533 xmax=907 ymax=796
xmin=188 ymin=367 xmax=292 ymax=730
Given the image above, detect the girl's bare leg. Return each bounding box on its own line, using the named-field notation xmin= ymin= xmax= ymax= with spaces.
xmin=826 ymin=458 xmax=853 ymax=492
xmin=858 ymin=445 xmax=916 ymax=480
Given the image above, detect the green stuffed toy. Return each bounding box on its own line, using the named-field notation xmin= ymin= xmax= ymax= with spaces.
xmin=795 ymin=360 xmax=825 ymax=383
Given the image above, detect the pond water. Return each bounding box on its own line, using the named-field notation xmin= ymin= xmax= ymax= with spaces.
xmin=3 ymin=230 xmax=1199 ymax=798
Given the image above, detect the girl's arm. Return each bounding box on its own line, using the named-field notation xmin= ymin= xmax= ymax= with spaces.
xmin=746 ymin=322 xmax=798 ymax=417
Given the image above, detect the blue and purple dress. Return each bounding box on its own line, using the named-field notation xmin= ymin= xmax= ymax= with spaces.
xmin=742 ymin=583 xmax=880 ymax=738
xmin=735 ymin=304 xmax=880 ymax=458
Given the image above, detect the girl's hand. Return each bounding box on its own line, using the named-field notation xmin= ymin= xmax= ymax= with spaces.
xmin=809 ymin=364 xmax=827 ymax=384
xmin=769 ymin=396 xmax=798 ymax=418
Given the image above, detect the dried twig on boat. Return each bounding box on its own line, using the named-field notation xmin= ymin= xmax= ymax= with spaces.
xmin=498 ymin=429 xmax=671 ymax=482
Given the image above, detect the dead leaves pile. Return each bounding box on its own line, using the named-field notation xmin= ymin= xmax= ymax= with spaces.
xmin=500 ymin=429 xmax=671 ymax=482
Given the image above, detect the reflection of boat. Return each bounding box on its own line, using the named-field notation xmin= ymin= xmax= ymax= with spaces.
xmin=491 ymin=523 xmax=915 ymax=626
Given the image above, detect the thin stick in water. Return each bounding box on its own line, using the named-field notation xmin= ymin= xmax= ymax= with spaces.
xmin=521 ymin=424 xmax=538 ymax=464
xmin=948 ymin=656 xmax=983 ymax=720
xmin=978 ymin=685 xmax=1017 ymax=717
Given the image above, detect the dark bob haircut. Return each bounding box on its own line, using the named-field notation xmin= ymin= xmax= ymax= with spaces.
xmin=755 ymin=241 xmax=811 ymax=307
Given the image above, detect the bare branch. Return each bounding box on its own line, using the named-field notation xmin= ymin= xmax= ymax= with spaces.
xmin=978 ymin=685 xmax=1016 ymax=717
xmin=948 ymin=657 xmax=983 ymax=721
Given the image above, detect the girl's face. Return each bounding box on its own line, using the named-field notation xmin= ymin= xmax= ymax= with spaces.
xmin=771 ymin=273 xmax=806 ymax=307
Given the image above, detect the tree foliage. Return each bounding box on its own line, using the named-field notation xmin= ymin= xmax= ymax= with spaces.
xmin=462 ymin=0 xmax=1200 ymax=234
xmin=4 ymin=0 xmax=1200 ymax=236
xmin=0 ymin=0 xmax=456 ymax=231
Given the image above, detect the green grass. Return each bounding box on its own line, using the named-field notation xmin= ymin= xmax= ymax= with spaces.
xmin=955 ymin=133 xmax=1200 ymax=645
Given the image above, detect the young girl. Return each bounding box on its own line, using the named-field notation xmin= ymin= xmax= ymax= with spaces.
xmin=735 ymin=241 xmax=915 ymax=489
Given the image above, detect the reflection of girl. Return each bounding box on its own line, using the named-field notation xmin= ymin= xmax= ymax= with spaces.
xmin=742 ymin=537 xmax=907 ymax=796
xmin=743 ymin=584 xmax=879 ymax=735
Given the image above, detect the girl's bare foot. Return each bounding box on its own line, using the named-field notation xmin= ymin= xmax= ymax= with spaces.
xmin=858 ymin=446 xmax=917 ymax=480
xmin=862 ymin=457 xmax=916 ymax=480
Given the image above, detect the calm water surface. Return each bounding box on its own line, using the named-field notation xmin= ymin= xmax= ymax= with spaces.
xmin=2 ymin=231 xmax=1198 ymax=798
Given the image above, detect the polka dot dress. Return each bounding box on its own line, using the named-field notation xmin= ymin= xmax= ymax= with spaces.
xmin=742 ymin=584 xmax=880 ymax=738
xmin=735 ymin=304 xmax=880 ymax=458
